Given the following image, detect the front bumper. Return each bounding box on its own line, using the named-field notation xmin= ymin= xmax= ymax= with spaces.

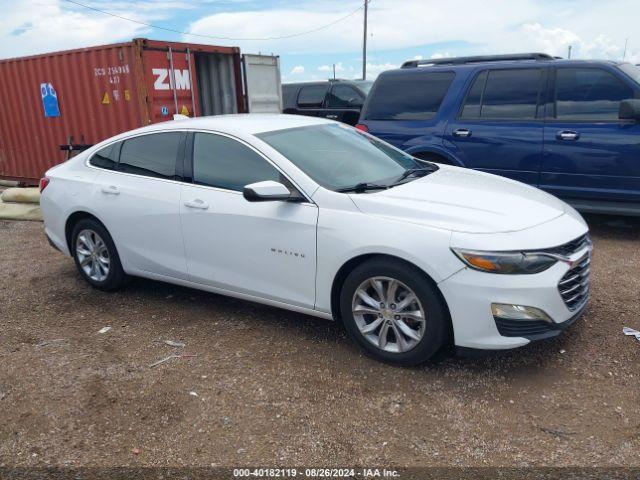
xmin=438 ymin=247 xmax=590 ymax=350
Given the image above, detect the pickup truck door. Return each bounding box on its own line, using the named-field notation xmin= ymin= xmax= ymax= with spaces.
xmin=322 ymin=84 xmax=364 ymax=125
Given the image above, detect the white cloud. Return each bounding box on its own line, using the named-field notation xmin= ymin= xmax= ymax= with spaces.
xmin=0 ymin=0 xmax=189 ymax=58
xmin=290 ymin=65 xmax=305 ymax=74
xmin=365 ymin=62 xmax=398 ymax=78
xmin=318 ymin=62 xmax=345 ymax=73
xmin=430 ymin=52 xmax=452 ymax=59
xmin=185 ymin=0 xmax=639 ymax=62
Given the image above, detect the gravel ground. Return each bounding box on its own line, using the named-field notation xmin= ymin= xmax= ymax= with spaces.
xmin=0 ymin=216 xmax=639 ymax=468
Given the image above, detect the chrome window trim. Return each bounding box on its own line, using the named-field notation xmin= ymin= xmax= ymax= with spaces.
xmin=84 ymin=128 xmax=317 ymax=206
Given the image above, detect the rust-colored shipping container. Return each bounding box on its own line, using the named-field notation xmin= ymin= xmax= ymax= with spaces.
xmin=0 ymin=38 xmax=247 ymax=184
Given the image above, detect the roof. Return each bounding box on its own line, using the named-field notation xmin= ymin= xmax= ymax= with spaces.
xmin=111 ymin=114 xmax=335 ymax=139
xmin=382 ymin=57 xmax=624 ymax=78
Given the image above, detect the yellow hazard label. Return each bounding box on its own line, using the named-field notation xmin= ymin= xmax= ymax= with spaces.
xmin=180 ymin=105 xmax=190 ymax=116
xmin=124 ymin=90 xmax=131 ymax=101
xmin=101 ymin=92 xmax=110 ymax=105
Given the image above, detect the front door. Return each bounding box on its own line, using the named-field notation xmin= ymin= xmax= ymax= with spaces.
xmin=444 ymin=68 xmax=547 ymax=185
xmin=541 ymin=66 xmax=640 ymax=203
xmin=180 ymin=132 xmax=318 ymax=309
xmin=323 ymin=83 xmax=364 ymax=125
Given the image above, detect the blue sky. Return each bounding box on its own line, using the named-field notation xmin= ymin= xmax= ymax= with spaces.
xmin=2 ymin=0 xmax=639 ymax=80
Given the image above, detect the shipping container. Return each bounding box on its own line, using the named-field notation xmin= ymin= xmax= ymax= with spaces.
xmin=0 ymin=38 xmax=282 ymax=184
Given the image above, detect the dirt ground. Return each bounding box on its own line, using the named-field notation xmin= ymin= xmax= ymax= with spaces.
xmin=0 ymin=215 xmax=638 ymax=469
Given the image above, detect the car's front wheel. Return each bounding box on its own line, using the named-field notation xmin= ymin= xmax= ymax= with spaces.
xmin=71 ymin=218 xmax=126 ymax=291
xmin=340 ymin=258 xmax=449 ymax=366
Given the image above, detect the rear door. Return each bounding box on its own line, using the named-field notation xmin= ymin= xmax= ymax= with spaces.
xmin=323 ymin=83 xmax=365 ymax=125
xmin=293 ymin=84 xmax=328 ymax=118
xmin=541 ymin=65 xmax=640 ymax=203
xmin=91 ymin=131 xmax=188 ymax=280
xmin=443 ymin=68 xmax=547 ymax=185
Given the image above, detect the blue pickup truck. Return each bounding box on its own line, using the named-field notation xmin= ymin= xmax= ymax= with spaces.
xmin=356 ymin=53 xmax=640 ymax=215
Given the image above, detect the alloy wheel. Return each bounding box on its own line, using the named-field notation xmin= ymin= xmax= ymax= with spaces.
xmin=75 ymin=229 xmax=110 ymax=282
xmin=351 ymin=276 xmax=426 ymax=353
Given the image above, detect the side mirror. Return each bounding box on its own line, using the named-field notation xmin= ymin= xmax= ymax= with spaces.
xmin=243 ymin=181 xmax=292 ymax=202
xmin=619 ymin=99 xmax=640 ymax=121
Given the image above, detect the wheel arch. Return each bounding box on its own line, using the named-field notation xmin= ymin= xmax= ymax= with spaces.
xmin=330 ymin=253 xmax=453 ymax=337
xmin=64 ymin=211 xmax=109 ymax=256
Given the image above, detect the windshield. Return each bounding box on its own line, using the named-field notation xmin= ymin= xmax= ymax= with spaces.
xmin=257 ymin=124 xmax=421 ymax=191
xmin=619 ymin=63 xmax=640 ymax=84
xmin=355 ymin=81 xmax=374 ymax=95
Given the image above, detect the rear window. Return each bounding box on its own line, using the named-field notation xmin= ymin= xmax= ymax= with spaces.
xmin=297 ymin=85 xmax=328 ymax=108
xmin=363 ymin=71 xmax=454 ymax=120
xmin=461 ymin=69 xmax=543 ymax=120
xmin=90 ymin=142 xmax=120 ymax=170
xmin=118 ymin=132 xmax=182 ymax=180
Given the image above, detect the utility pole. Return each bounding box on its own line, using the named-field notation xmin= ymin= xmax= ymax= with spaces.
xmin=362 ymin=0 xmax=368 ymax=80
xmin=333 ymin=63 xmax=336 ymax=79
xmin=623 ymin=38 xmax=629 ymax=60
xmin=567 ymin=45 xmax=572 ymax=59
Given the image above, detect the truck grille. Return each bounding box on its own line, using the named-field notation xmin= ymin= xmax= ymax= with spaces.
xmin=558 ymin=252 xmax=591 ymax=311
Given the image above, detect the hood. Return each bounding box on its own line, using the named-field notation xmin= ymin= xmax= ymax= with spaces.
xmin=349 ymin=166 xmax=567 ymax=234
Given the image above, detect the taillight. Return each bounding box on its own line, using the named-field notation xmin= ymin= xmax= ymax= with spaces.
xmin=39 ymin=177 xmax=50 ymax=192
xmin=355 ymin=123 xmax=369 ymax=133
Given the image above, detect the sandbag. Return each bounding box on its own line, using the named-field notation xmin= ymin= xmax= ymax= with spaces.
xmin=1 ymin=187 xmax=41 ymax=204
xmin=0 ymin=198 xmax=43 ymax=221
xmin=0 ymin=180 xmax=20 ymax=187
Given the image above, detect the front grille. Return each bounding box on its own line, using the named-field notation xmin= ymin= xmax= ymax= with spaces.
xmin=543 ymin=233 xmax=591 ymax=257
xmin=558 ymin=253 xmax=591 ymax=311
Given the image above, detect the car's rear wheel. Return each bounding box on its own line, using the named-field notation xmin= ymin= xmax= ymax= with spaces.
xmin=340 ymin=258 xmax=449 ymax=366
xmin=71 ymin=218 xmax=126 ymax=291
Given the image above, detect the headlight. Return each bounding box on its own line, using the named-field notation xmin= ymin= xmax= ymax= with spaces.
xmin=452 ymin=248 xmax=558 ymax=274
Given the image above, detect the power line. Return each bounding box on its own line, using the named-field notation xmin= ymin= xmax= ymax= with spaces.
xmin=64 ymin=0 xmax=365 ymax=41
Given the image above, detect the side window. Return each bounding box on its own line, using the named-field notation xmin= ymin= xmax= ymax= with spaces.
xmin=90 ymin=142 xmax=120 ymax=170
xmin=297 ymin=85 xmax=328 ymax=108
xmin=326 ymin=85 xmax=362 ymax=108
xmin=118 ymin=132 xmax=182 ymax=180
xmin=363 ymin=71 xmax=455 ymax=120
xmin=193 ymin=133 xmax=281 ymax=191
xmin=480 ymin=69 xmax=542 ymax=119
xmin=555 ymin=68 xmax=634 ymax=120
xmin=460 ymin=71 xmax=488 ymax=118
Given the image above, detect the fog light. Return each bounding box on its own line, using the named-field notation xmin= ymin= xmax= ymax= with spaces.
xmin=491 ymin=303 xmax=552 ymax=322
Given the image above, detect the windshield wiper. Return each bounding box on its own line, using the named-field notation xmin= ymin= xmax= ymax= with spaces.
xmin=393 ymin=165 xmax=438 ymax=184
xmin=336 ymin=182 xmax=389 ymax=193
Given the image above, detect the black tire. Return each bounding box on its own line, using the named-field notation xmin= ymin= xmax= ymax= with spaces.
xmin=340 ymin=257 xmax=449 ymax=366
xmin=71 ymin=218 xmax=126 ymax=291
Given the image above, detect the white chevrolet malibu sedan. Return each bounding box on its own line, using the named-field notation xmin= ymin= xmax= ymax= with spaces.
xmin=40 ymin=114 xmax=591 ymax=365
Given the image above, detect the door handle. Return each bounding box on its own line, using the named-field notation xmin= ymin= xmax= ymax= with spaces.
xmin=326 ymin=114 xmax=338 ymax=120
xmin=452 ymin=128 xmax=472 ymax=138
xmin=557 ymin=130 xmax=580 ymax=141
xmin=100 ymin=185 xmax=120 ymax=195
xmin=184 ymin=199 xmax=209 ymax=210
